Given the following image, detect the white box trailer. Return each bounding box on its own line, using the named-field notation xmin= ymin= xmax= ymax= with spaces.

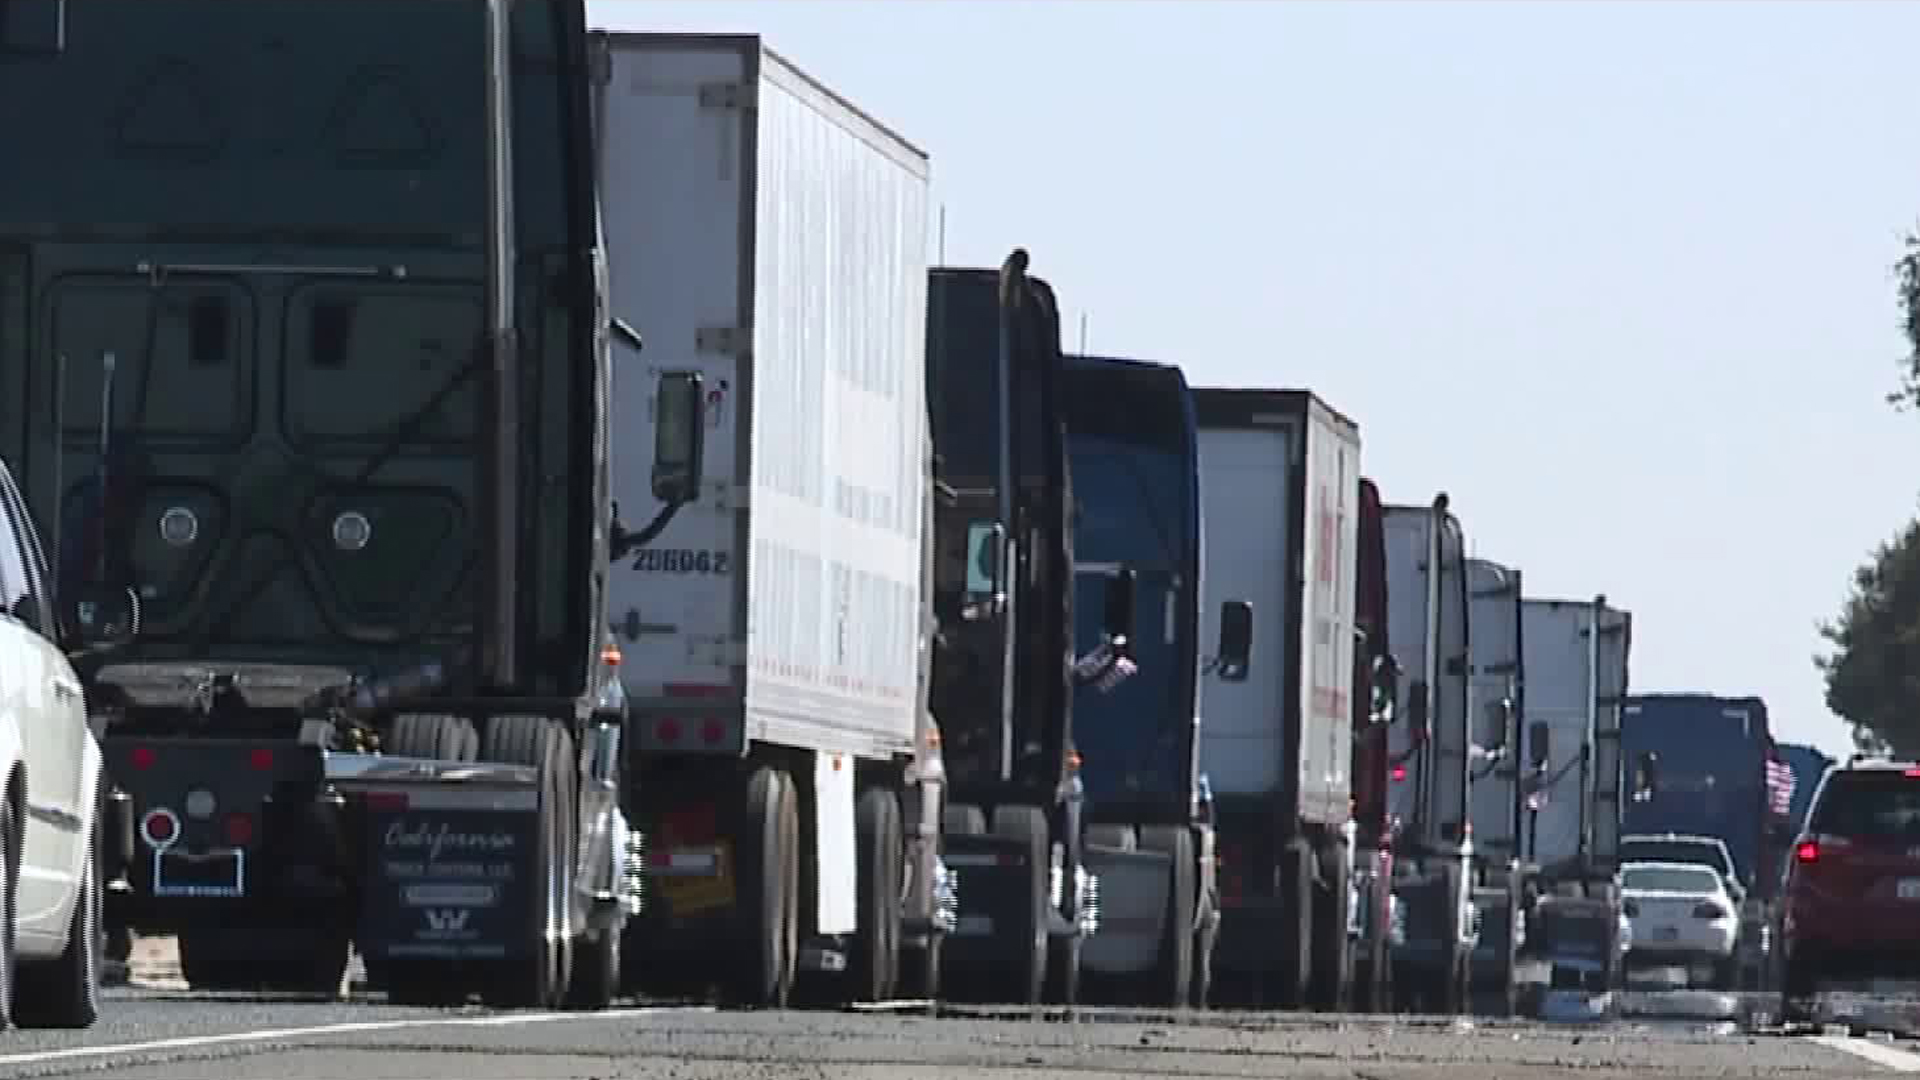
xmin=590 ymin=32 xmax=940 ymax=1005
xmin=1193 ymin=389 xmax=1358 ymax=1010
xmin=1465 ymin=556 xmax=1526 ymax=1013
xmin=1381 ymin=497 xmax=1476 ymax=1015
xmin=1515 ymin=596 xmax=1632 ymax=992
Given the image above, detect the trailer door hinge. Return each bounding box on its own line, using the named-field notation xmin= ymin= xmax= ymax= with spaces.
xmin=699 ymin=81 xmax=757 ymax=110
xmin=696 ymin=325 xmax=751 ymax=357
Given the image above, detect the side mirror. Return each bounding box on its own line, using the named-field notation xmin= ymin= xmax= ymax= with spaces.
xmin=1405 ymin=680 xmax=1430 ymax=736
xmin=1633 ymin=751 xmax=1660 ymax=797
xmin=66 ymin=583 xmax=138 ymax=650
xmin=1483 ymin=697 xmax=1514 ymax=751
xmin=1215 ymin=600 xmax=1253 ymax=681
xmin=652 ymin=371 xmax=706 ymax=504
xmin=1368 ymin=654 xmax=1398 ymax=722
xmin=1102 ymin=567 xmax=1137 ymax=650
xmin=610 ymin=317 xmax=644 ymax=353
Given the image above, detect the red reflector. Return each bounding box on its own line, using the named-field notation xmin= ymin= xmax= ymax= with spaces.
xmin=365 ymin=792 xmax=409 ymax=812
xmin=701 ymin=718 xmax=726 ymax=745
xmin=656 ymin=718 xmax=682 ymax=743
xmin=130 ymin=746 xmax=156 ymax=771
xmin=140 ymin=809 xmax=177 ymax=845
xmin=1391 ymin=764 xmax=1408 ymax=782
xmin=248 ymin=748 xmax=275 ymax=772
xmin=225 ymin=813 xmax=255 ymax=845
xmin=1795 ymin=840 xmax=1819 ymax=863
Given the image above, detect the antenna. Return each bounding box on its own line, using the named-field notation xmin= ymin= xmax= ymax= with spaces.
xmin=937 ymin=205 xmax=946 ymax=266
xmin=1079 ymin=312 xmax=1088 ymax=354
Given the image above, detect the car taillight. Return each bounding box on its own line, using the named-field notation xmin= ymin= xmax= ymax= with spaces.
xmin=1796 ymin=833 xmax=1852 ymax=865
xmin=1693 ymin=901 xmax=1726 ymax=919
xmin=1391 ymin=764 xmax=1408 ymax=782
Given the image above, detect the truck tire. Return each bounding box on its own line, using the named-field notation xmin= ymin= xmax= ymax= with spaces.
xmin=1138 ymin=825 xmax=1195 ymax=1009
xmin=475 ymin=715 xmax=575 ymax=1010
xmin=727 ymin=766 xmax=799 ymax=1009
xmin=16 ymin=827 xmax=102 ymax=1028
xmin=934 ymin=804 xmax=985 ymax=1003
xmin=849 ymin=786 xmax=903 ymax=1003
xmin=1275 ymin=839 xmax=1314 ymax=1011
xmin=366 ymin=714 xmax=480 ymax=996
xmin=0 ymin=794 xmax=20 ymax=1030
xmin=1442 ymin=862 xmax=1470 ymax=1015
xmin=1309 ymin=837 xmax=1352 ymax=1012
xmin=990 ymin=804 xmax=1049 ymax=1006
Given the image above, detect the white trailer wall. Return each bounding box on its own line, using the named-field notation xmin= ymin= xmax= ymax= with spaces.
xmin=595 ymin=35 xmax=929 ymax=760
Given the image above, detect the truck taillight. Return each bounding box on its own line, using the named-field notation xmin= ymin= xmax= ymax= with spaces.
xmin=365 ymin=792 xmax=409 ymax=812
xmin=248 ymin=748 xmax=275 ymax=772
xmin=225 ymin=813 xmax=255 ymax=845
xmin=140 ymin=808 xmax=178 ymax=847
xmin=701 ymin=718 xmax=726 ymax=745
xmin=655 ymin=718 xmax=683 ymax=743
xmin=130 ymin=746 xmax=156 ymax=771
xmin=1391 ymin=764 xmax=1407 ymax=782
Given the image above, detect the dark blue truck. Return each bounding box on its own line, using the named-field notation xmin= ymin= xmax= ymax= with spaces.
xmin=1064 ymin=354 xmax=1219 ymax=1008
xmin=1620 ymin=694 xmax=1773 ymax=897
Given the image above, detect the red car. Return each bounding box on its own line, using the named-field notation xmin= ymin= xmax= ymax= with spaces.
xmin=1779 ymin=758 xmax=1920 ymax=1005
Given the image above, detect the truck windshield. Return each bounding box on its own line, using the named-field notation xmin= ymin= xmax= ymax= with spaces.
xmin=0 ymin=1 xmax=590 ymax=673
xmin=925 ymin=270 xmax=1003 ymax=487
xmin=1064 ymin=359 xmax=1197 ymax=804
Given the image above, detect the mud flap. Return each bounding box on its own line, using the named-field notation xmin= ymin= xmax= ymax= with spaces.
xmin=357 ymin=774 xmax=543 ymax=979
xmin=1079 ymin=842 xmax=1171 ymax=975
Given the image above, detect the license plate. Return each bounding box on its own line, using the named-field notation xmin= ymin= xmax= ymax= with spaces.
xmin=152 ymin=847 xmax=245 ymax=899
xmin=1655 ymin=926 xmax=1679 ymax=942
xmin=1897 ymin=878 xmax=1920 ymax=900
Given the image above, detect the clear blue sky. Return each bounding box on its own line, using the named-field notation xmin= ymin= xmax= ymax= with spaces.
xmin=594 ymin=0 xmax=1920 ymax=758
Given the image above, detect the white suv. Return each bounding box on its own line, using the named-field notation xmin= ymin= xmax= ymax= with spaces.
xmin=0 ymin=459 xmax=108 ymax=1028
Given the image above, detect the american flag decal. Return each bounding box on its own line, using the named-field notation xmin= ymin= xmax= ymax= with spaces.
xmin=1073 ymin=642 xmax=1139 ymax=694
xmin=1765 ymin=758 xmax=1795 ymax=817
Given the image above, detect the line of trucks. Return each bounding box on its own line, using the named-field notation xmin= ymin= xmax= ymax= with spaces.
xmin=0 ymin=4 xmax=1761 ymax=1016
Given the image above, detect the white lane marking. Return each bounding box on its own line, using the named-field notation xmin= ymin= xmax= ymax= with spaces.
xmin=1809 ymin=1035 xmax=1920 ymax=1072
xmin=0 ymin=1005 xmax=715 ymax=1067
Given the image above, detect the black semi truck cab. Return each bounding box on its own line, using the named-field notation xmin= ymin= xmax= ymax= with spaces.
xmin=0 ymin=0 xmax=684 ymax=1007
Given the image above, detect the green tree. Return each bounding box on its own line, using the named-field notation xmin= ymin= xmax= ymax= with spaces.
xmin=1817 ymin=229 xmax=1920 ymax=751
xmin=1816 ymin=516 xmax=1920 ymax=755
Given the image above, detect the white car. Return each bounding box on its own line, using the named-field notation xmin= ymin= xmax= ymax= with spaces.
xmin=1620 ymin=860 xmax=1740 ymax=989
xmin=0 ymin=459 xmax=108 ymax=1028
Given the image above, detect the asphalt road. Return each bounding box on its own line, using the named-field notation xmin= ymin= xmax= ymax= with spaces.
xmin=0 ymin=940 xmax=1911 ymax=1080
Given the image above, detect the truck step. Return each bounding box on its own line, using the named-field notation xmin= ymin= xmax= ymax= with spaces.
xmin=801 ymin=945 xmax=848 ymax=973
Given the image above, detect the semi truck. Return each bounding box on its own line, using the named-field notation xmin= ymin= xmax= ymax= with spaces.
xmin=1193 ymin=389 xmax=1355 ymax=1011
xmin=1382 ymin=496 xmax=1475 ymax=1015
xmin=1464 ymin=558 xmax=1526 ymax=1016
xmin=594 ymin=32 xmax=952 ymax=1007
xmin=1348 ymin=477 xmax=1399 ymax=1012
xmin=1065 ymin=354 xmax=1219 ymax=1009
xmin=1620 ymin=693 xmax=1774 ymax=989
xmin=4 ymin=0 xmax=651 ymax=1007
xmin=1621 ymin=695 xmax=1774 ymax=903
xmin=927 ymin=256 xmax=1130 ymax=1006
xmin=1515 ymin=597 xmax=1632 ymax=995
